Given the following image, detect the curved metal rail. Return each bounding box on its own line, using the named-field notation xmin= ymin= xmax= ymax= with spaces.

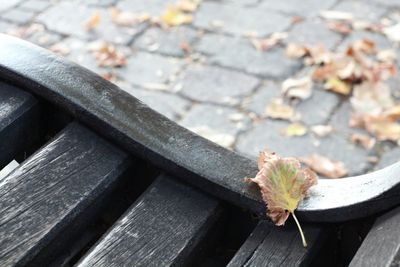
xmin=0 ymin=33 xmax=399 ymax=222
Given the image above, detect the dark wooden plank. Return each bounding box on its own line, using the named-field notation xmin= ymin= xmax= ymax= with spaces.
xmin=1 ymin=34 xmax=400 ymax=222
xmin=0 ymin=122 xmax=131 ymax=267
xmin=77 ymin=175 xmax=222 ymax=267
xmin=350 ymin=206 xmax=400 ymax=267
xmin=228 ymin=221 xmax=325 ymax=267
xmin=0 ymin=81 xmax=42 ymax=168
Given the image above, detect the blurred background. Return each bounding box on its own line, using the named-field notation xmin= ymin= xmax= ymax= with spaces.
xmin=2 ymin=0 xmax=400 ymax=178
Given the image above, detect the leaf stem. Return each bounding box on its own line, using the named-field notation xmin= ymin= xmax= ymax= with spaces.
xmin=291 ymin=211 xmax=307 ymax=247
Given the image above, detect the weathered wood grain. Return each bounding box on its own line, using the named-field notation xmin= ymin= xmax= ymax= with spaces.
xmin=0 ymin=122 xmax=131 ymax=266
xmin=228 ymin=221 xmax=325 ymax=267
xmin=350 ymin=206 xmax=400 ymax=267
xmin=0 ymin=81 xmax=42 ymax=168
xmin=77 ymin=175 xmax=222 ymax=267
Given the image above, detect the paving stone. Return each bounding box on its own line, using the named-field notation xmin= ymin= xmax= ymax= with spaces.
xmin=176 ymin=64 xmax=260 ymax=105
xmin=376 ymin=147 xmax=400 ymax=169
xmin=19 ymin=0 xmax=50 ymax=12
xmin=338 ymin=31 xmax=393 ymax=51
xmin=26 ymin=30 xmax=63 ymax=48
xmin=331 ymin=1 xmax=386 ymax=21
xmin=297 ymin=88 xmax=341 ymax=125
xmin=134 ymin=26 xmax=198 ymax=57
xmin=116 ymin=51 xmax=183 ymax=88
xmin=286 ymin=19 xmax=342 ymax=50
xmin=194 ymin=2 xmax=291 ymax=36
xmin=87 ymin=0 xmax=117 ymax=7
xmin=223 ymin=0 xmax=261 ymax=6
xmin=37 ymin=2 xmax=145 ymax=45
xmin=196 ymin=34 xmax=302 ymax=78
xmin=122 ymin=87 xmax=191 ymax=120
xmin=329 ymin=101 xmax=368 ymax=137
xmin=260 ymin=0 xmax=336 ymax=17
xmin=0 ymin=0 xmax=22 ymax=12
xmin=2 ymin=8 xmax=36 ymax=25
xmin=242 ymin=81 xmax=281 ymax=116
xmin=117 ymin=0 xmax=170 ymax=17
xmin=0 ymin=20 xmax=15 ymax=33
xmin=236 ymin=119 xmax=370 ymax=175
xmin=179 ymin=104 xmax=250 ymax=148
xmin=370 ymin=0 xmax=400 ymax=7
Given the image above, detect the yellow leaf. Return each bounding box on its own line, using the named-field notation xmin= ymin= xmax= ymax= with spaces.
xmin=265 ymin=98 xmax=297 ymax=121
xmin=162 ymin=5 xmax=193 ymax=26
xmin=245 ymin=151 xmax=318 ymax=247
xmin=324 ymin=77 xmax=351 ymax=95
xmin=84 ymin=11 xmax=101 ymax=30
xmin=284 ymin=123 xmax=307 ymax=137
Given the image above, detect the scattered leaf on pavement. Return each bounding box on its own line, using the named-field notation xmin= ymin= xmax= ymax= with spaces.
xmin=84 ymin=11 xmax=101 ymax=30
xmin=162 ymin=5 xmax=193 ymax=26
xmin=282 ymin=76 xmax=313 ymax=100
xmin=311 ymin=125 xmax=334 ymax=137
xmin=88 ymin=41 xmax=127 ymax=67
xmin=283 ymin=123 xmax=308 ymax=137
xmin=351 ymin=133 xmax=376 ymax=150
xmin=245 ymin=151 xmax=317 ymax=247
xmin=265 ymin=98 xmax=298 ymax=121
xmin=324 ymin=77 xmax=351 ymax=95
xmin=301 ymin=154 xmax=348 ymax=179
xmin=319 ymin=10 xmax=354 ymax=21
xmin=251 ymin=32 xmax=288 ymax=52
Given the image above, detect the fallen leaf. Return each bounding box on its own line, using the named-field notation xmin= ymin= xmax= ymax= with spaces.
xmin=350 ymin=82 xmax=393 ymax=116
xmin=327 ymin=21 xmax=352 ymax=35
xmin=110 ymin=7 xmax=150 ymax=26
xmin=383 ymin=23 xmax=400 ymax=42
xmin=324 ymin=77 xmax=351 ymax=95
xmin=282 ymin=76 xmax=313 ymax=100
xmin=245 ymin=151 xmax=317 ymax=247
xmin=250 ymin=32 xmax=288 ymax=52
xmin=383 ymin=105 xmax=400 ymax=120
xmin=301 ymin=154 xmax=348 ymax=179
xmin=88 ymin=41 xmax=127 ymax=67
xmin=162 ymin=5 xmax=193 ymax=26
xmin=363 ymin=115 xmax=400 ymax=141
xmin=350 ymin=133 xmax=376 ymax=149
xmin=320 ymin=10 xmax=354 ymax=21
xmin=286 ymin=43 xmax=309 ymax=58
xmin=180 ymin=41 xmax=192 ymax=53
xmin=283 ymin=123 xmax=307 ymax=137
xmin=84 ymin=11 xmax=101 ymax=30
xmin=311 ymin=125 xmax=334 ymax=137
xmin=176 ymin=0 xmax=200 ymax=12
xmin=49 ymin=43 xmax=70 ymax=56
xmin=377 ymin=49 xmax=397 ymax=63
xmin=265 ymin=98 xmax=298 ymax=121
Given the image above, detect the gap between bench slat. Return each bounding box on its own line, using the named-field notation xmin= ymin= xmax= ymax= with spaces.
xmin=77 ymin=175 xmax=223 ymax=267
xmin=350 ymin=206 xmax=400 ymax=267
xmin=0 ymin=122 xmax=131 ymax=266
xmin=0 ymin=81 xmax=42 ymax=168
xmin=228 ymin=221 xmax=325 ymax=267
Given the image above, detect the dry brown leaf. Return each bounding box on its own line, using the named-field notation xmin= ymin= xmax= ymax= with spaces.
xmin=327 ymin=21 xmax=352 ymax=35
xmin=110 ymin=7 xmax=150 ymax=26
xmin=162 ymin=5 xmax=193 ymax=26
xmin=301 ymin=154 xmax=348 ymax=179
xmin=176 ymin=0 xmax=200 ymax=12
xmin=324 ymin=77 xmax=351 ymax=95
xmin=245 ymin=151 xmax=317 ymax=247
xmin=282 ymin=76 xmax=313 ymax=100
xmin=286 ymin=43 xmax=309 ymax=58
xmin=84 ymin=11 xmax=101 ymax=30
xmin=251 ymin=32 xmax=287 ymax=52
xmin=364 ymin=115 xmax=400 ymax=141
xmin=311 ymin=125 xmax=334 ymax=137
xmin=383 ymin=105 xmax=400 ymax=120
xmin=350 ymin=133 xmax=376 ymax=149
xmin=88 ymin=41 xmax=127 ymax=67
xmin=350 ymin=82 xmax=394 ymax=116
xmin=265 ymin=98 xmax=297 ymax=121
xmin=49 ymin=43 xmax=70 ymax=56
xmin=377 ymin=49 xmax=397 ymax=63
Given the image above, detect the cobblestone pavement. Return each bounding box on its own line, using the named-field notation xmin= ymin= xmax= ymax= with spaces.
xmin=2 ymin=0 xmax=400 ymax=176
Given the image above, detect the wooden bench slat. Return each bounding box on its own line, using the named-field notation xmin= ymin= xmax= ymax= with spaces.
xmin=0 ymin=122 xmax=131 ymax=266
xmin=77 ymin=176 xmax=222 ymax=267
xmin=228 ymin=221 xmax=324 ymax=267
xmin=0 ymin=82 xmax=41 ymax=167
xmin=350 ymin=206 xmax=400 ymax=267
